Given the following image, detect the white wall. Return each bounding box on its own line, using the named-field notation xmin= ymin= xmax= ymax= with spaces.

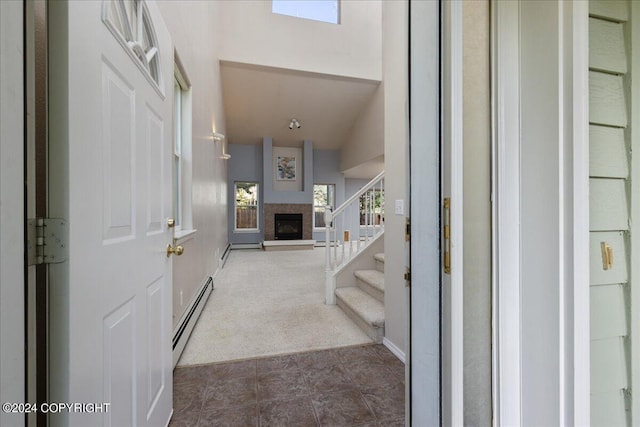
xmin=0 ymin=2 xmax=25 ymax=426
xmin=157 ymin=1 xmax=229 ymax=329
xmin=217 ymin=0 xmax=381 ymax=81
xmin=340 ymin=84 xmax=384 ymax=173
xmin=382 ymin=0 xmax=408 ymax=357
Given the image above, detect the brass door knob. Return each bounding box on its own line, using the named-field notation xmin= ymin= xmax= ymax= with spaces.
xmin=167 ymin=243 xmax=184 ymax=257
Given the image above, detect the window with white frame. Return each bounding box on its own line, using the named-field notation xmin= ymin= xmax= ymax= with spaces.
xmin=313 ymin=184 xmax=335 ymax=229
xmin=235 ymin=182 xmax=259 ymax=231
xmin=359 ymin=189 xmax=384 ymax=226
xmin=173 ymin=61 xmax=194 ymax=236
xmin=272 ymin=0 xmax=340 ymax=24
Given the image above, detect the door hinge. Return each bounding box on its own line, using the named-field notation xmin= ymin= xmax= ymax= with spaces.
xmin=404 ymin=267 xmax=411 ymax=287
xmin=405 ymin=217 xmax=411 ymax=241
xmin=27 ymin=218 xmax=68 ymax=266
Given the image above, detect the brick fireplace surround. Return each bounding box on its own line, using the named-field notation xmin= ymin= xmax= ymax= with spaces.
xmin=263 ymin=204 xmax=313 ymax=241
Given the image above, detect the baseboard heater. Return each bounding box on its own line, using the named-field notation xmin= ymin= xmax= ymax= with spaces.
xmin=172 ymin=276 xmax=213 ymax=367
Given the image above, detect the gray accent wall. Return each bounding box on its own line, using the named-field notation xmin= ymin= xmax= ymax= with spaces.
xmin=228 ymin=144 xmax=264 ymax=244
xmin=228 ymin=143 xmax=352 ymax=244
xmin=263 ymin=137 xmax=314 ymax=204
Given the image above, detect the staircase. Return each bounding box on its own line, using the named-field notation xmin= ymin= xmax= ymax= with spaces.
xmin=335 ymin=253 xmax=385 ymax=343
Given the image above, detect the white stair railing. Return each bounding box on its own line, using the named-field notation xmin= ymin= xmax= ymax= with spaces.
xmin=325 ymin=171 xmax=385 ymax=304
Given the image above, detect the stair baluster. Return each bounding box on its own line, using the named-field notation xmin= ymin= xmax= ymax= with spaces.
xmin=325 ymin=171 xmax=384 ymax=304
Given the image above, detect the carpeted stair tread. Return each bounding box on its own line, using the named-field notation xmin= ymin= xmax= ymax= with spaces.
xmin=374 ymin=253 xmax=385 ymax=263
xmin=354 ymin=269 xmax=385 ymax=293
xmin=335 ymin=287 xmax=385 ymax=328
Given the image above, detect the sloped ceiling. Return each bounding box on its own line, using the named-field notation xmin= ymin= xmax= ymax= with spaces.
xmin=220 ymin=61 xmax=381 ymax=150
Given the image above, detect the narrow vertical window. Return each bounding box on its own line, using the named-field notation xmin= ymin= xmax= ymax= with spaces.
xmin=173 ymin=77 xmax=182 ymax=229
xmin=235 ymin=182 xmax=259 ymax=231
xmin=313 ymin=184 xmax=335 ymax=228
xmin=172 ymin=60 xmax=194 ymax=237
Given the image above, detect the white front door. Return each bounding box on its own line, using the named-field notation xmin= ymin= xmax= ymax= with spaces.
xmin=48 ymin=1 xmax=174 ymax=426
xmin=408 ymin=0 xmax=461 ymax=425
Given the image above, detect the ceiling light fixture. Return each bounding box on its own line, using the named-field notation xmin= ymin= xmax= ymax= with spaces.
xmin=288 ymin=118 xmax=301 ymax=130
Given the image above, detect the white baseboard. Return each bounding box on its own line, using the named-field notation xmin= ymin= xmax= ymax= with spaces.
xmin=383 ymin=337 xmax=406 ymax=364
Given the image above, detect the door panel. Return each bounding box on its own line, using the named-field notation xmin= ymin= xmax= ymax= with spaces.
xmin=49 ymin=1 xmax=174 ymax=426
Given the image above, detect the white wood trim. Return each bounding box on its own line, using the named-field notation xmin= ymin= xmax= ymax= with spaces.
xmin=0 ymin=2 xmax=25 ymax=425
xmin=383 ymin=337 xmax=406 ymax=364
xmin=631 ymin=2 xmax=640 ymax=424
xmin=572 ymin=4 xmax=591 ymax=425
xmin=447 ymin=2 xmax=464 ymax=425
xmin=558 ymin=3 xmax=567 ymax=422
xmin=491 ymin=1 xmax=521 ymax=425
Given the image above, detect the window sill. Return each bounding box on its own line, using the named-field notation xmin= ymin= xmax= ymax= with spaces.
xmin=234 ymin=228 xmax=260 ymax=233
xmin=175 ymin=228 xmax=197 ymax=243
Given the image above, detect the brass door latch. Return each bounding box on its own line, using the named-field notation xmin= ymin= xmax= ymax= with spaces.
xmin=443 ymin=198 xmax=451 ymax=274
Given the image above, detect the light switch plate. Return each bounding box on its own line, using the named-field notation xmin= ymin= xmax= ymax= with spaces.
xmin=395 ymin=199 xmax=404 ymax=215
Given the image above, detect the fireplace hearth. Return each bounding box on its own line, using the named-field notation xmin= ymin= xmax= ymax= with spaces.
xmin=274 ymin=213 xmax=303 ymax=240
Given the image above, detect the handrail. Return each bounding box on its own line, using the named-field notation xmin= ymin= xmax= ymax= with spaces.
xmin=324 ymin=171 xmax=385 ymax=304
xmin=332 ymin=171 xmax=385 ymax=217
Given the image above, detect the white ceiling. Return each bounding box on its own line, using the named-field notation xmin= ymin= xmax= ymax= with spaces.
xmin=220 ymin=61 xmax=381 ymax=150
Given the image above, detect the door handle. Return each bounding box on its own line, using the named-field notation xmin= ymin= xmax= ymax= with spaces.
xmin=167 ymin=243 xmax=184 ymax=257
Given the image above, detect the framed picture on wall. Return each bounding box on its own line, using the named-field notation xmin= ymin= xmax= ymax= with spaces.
xmin=276 ymin=156 xmax=296 ymax=181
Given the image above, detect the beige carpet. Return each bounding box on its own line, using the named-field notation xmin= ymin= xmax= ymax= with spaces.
xmin=177 ymin=247 xmax=372 ymax=366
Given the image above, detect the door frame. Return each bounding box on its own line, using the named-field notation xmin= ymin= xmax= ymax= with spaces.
xmin=491 ymin=1 xmax=590 ymax=424
xmin=0 ymin=2 xmax=26 ymax=427
xmin=408 ymin=0 xmax=463 ymax=424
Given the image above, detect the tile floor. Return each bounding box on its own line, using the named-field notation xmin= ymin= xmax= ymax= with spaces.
xmin=170 ymin=344 xmax=405 ymax=426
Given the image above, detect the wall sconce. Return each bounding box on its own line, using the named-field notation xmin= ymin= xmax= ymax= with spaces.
xmin=212 ymin=131 xmax=231 ymax=160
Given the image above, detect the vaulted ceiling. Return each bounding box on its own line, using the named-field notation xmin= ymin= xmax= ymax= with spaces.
xmin=220 ymin=61 xmax=381 ymax=150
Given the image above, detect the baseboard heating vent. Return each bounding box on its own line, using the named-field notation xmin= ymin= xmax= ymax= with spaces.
xmin=221 ymin=243 xmax=231 ymax=267
xmin=172 ymin=276 xmax=213 ymax=367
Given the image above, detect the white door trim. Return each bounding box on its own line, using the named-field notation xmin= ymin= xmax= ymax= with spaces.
xmin=491 ymin=1 xmax=522 ymax=424
xmin=442 ymin=1 xmax=464 ymax=424
xmin=491 ymin=1 xmax=590 ymax=424
xmin=0 ymin=2 xmax=25 ymax=426
xmin=570 ymin=1 xmax=590 ymax=424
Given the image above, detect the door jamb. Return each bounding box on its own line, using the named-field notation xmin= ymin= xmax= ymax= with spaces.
xmin=441 ymin=0 xmax=464 ymax=424
xmin=491 ymin=1 xmax=522 ymax=424
xmin=490 ymin=1 xmax=590 ymax=424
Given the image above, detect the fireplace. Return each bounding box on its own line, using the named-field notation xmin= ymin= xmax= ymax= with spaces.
xmin=274 ymin=213 xmax=303 ymax=240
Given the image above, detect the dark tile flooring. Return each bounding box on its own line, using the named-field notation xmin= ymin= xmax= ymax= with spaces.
xmin=171 ymin=344 xmax=405 ymax=426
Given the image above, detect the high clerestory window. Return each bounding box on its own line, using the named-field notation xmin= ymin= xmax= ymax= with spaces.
xmin=272 ymin=0 xmax=340 ymax=25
